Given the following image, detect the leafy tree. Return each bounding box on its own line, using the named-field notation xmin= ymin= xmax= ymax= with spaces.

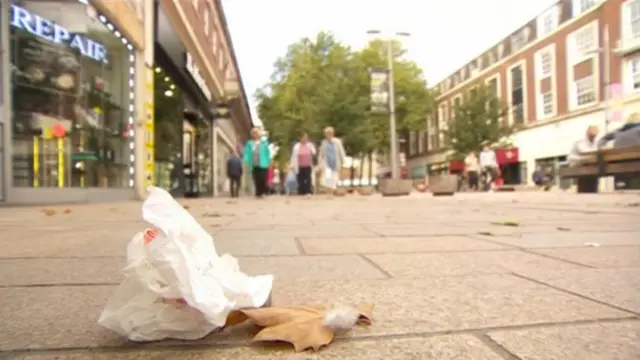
xmin=256 ymin=33 xmax=436 ymax=168
xmin=442 ymin=84 xmax=517 ymax=160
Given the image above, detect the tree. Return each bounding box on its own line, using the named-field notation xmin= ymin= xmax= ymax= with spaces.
xmin=442 ymin=84 xmax=517 ymax=160
xmin=256 ymin=33 xmax=436 ymax=169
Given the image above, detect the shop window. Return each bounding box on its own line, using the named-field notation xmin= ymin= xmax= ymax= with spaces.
xmin=9 ymin=2 xmax=134 ymax=188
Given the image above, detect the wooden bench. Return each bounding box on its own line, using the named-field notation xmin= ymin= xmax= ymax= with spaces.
xmin=558 ymin=145 xmax=640 ymax=192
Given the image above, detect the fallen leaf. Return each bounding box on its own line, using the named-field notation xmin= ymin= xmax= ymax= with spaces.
xmin=42 ymin=209 xmax=57 ymax=216
xmin=556 ymin=227 xmax=571 ymax=231
xmin=224 ymin=302 xmax=373 ymax=352
xmin=182 ymin=204 xmax=190 ymax=210
xmin=491 ymin=221 xmax=520 ymax=227
xmin=477 ymin=231 xmax=495 ymax=236
xmin=63 ymin=208 xmax=72 ymax=214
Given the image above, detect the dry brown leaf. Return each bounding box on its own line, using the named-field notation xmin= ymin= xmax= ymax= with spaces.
xmin=182 ymin=204 xmax=190 ymax=210
xmin=63 ymin=208 xmax=72 ymax=214
xmin=224 ymin=302 xmax=373 ymax=352
xmin=42 ymin=209 xmax=57 ymax=216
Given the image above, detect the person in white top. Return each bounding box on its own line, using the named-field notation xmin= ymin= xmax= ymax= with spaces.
xmin=464 ymin=151 xmax=481 ymax=191
xmin=479 ymin=145 xmax=498 ymax=191
xmin=568 ymin=125 xmax=598 ymax=166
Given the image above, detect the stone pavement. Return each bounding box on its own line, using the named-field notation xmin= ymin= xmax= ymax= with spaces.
xmin=0 ymin=192 xmax=639 ymax=360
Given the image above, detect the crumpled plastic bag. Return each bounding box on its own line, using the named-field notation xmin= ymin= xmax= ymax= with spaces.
xmin=98 ymin=187 xmax=273 ymax=341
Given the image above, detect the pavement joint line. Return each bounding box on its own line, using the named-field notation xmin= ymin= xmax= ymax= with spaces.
xmin=358 ymin=254 xmax=393 ymax=279
xmin=510 ymin=205 xmax=639 ymax=216
xmin=472 ymin=333 xmax=522 ymax=360
xmin=1 ymin=316 xmax=637 ymax=355
xmin=509 ymin=272 xmax=640 ymax=317
xmin=517 ymin=249 xmax=597 ymax=269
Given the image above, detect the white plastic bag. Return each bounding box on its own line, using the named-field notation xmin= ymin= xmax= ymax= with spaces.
xmin=98 ymin=187 xmax=273 ymax=341
xmin=321 ymin=168 xmax=337 ymax=189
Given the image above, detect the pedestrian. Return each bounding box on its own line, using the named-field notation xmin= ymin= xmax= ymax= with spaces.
xmin=243 ymin=127 xmax=271 ymax=198
xmin=284 ymin=167 xmax=297 ymax=195
xmin=226 ymin=151 xmax=243 ymax=198
xmin=464 ymin=151 xmax=480 ymax=191
xmin=290 ymin=132 xmax=316 ymax=196
xmin=479 ymin=144 xmax=498 ymax=192
xmin=318 ymin=126 xmax=346 ymax=193
xmin=568 ymin=125 xmax=599 ymax=193
xmin=272 ymin=167 xmax=281 ymax=194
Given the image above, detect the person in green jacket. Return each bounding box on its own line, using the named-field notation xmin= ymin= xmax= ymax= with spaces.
xmin=243 ymin=127 xmax=271 ymax=198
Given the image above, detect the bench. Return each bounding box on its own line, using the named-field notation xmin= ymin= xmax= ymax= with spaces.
xmin=558 ymin=145 xmax=640 ymax=192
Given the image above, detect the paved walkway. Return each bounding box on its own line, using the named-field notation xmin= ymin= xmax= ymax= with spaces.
xmin=0 ymin=192 xmax=639 ymax=359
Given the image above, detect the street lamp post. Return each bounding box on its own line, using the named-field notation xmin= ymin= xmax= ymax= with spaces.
xmin=366 ymin=30 xmax=410 ymax=180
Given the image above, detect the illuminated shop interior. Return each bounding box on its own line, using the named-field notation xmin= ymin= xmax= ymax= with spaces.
xmin=10 ymin=2 xmax=136 ymax=189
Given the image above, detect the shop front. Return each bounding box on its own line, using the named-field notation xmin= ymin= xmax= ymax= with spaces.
xmin=2 ymin=1 xmax=144 ymax=204
xmin=153 ymin=4 xmax=215 ymax=198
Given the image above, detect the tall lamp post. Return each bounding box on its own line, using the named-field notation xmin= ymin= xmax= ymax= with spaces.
xmin=366 ymin=30 xmax=410 ymax=180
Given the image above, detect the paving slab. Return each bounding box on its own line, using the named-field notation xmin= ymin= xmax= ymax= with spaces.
xmin=518 ymin=268 xmax=640 ymax=314
xmin=473 ymin=231 xmax=640 ymax=249
xmin=237 ymin=255 xmax=388 ymax=281
xmin=269 ymin=275 xmax=630 ymax=337
xmin=0 ymin=258 xmax=124 ymax=286
xmin=213 ymin=236 xmax=301 ymax=256
xmin=300 ymin=236 xmax=506 ymax=255
xmin=1 ymin=275 xmax=630 ymax=351
xmin=7 ymin=334 xmax=503 ymax=360
xmin=532 ymin=246 xmax=640 ymax=268
xmin=488 ymin=321 xmax=640 ymax=360
xmin=366 ymin=250 xmax=585 ymax=278
xmin=365 ymin=225 xmax=469 ymax=236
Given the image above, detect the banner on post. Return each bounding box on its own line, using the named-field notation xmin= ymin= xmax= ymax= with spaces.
xmin=609 ymin=83 xmax=623 ymax=123
xmin=370 ymin=68 xmax=389 ymax=114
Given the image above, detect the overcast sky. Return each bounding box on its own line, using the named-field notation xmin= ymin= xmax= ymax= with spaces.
xmin=222 ymin=0 xmax=558 ymax=127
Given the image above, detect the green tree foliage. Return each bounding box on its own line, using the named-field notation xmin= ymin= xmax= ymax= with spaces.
xmin=442 ymin=84 xmax=517 ymax=160
xmin=256 ymin=32 xmax=435 ymax=161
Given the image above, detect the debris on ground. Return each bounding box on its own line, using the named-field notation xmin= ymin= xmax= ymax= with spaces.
xmin=224 ymin=302 xmax=374 ymax=352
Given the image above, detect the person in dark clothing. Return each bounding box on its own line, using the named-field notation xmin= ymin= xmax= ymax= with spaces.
xmin=227 ymin=152 xmax=243 ymax=198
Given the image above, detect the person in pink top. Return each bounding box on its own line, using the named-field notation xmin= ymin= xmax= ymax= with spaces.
xmin=290 ymin=132 xmax=316 ymax=195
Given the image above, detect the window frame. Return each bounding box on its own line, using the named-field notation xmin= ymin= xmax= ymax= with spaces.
xmin=575 ymin=76 xmax=597 ymax=106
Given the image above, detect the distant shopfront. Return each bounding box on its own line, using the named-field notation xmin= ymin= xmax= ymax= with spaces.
xmin=153 ymin=2 xmax=214 ymax=198
xmin=3 ymin=1 xmax=139 ymax=203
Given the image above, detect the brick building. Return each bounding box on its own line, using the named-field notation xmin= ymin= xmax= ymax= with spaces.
xmin=407 ymin=0 xmax=638 ymax=189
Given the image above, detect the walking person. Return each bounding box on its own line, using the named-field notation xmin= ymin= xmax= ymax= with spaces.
xmin=318 ymin=126 xmax=346 ymax=193
xmin=464 ymin=151 xmax=480 ymax=191
xmin=226 ymin=152 xmax=243 ymax=198
xmin=243 ymin=127 xmax=271 ymax=198
xmin=290 ymin=132 xmax=316 ymax=196
xmin=479 ymin=145 xmax=498 ymax=192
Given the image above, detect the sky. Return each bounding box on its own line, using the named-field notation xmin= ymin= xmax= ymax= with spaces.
xmin=221 ymin=0 xmax=559 ymax=128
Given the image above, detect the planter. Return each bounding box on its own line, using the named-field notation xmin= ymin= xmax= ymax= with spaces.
xmin=358 ymin=186 xmax=375 ymax=196
xmin=429 ymin=175 xmax=457 ymax=196
xmin=333 ymin=188 xmax=347 ymax=196
xmin=379 ymin=178 xmax=412 ymax=196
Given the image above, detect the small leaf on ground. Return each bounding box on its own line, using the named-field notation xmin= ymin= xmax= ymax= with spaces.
xmin=224 ymin=302 xmax=374 ymax=352
xmin=491 ymin=221 xmax=520 ymax=227
xmin=63 ymin=209 xmax=72 ymax=214
xmin=182 ymin=205 xmax=190 ymax=210
xmin=42 ymin=209 xmax=57 ymax=216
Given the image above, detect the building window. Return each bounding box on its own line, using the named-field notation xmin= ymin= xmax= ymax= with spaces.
xmin=511 ymin=31 xmax=526 ymax=52
xmin=579 ymin=0 xmax=597 ymax=14
xmin=540 ymin=52 xmax=552 ymax=77
xmin=631 ymin=0 xmax=640 ymax=39
xmin=542 ymin=92 xmax=553 ymax=116
xmin=9 ymin=2 xmax=136 ymax=189
xmin=510 ymin=65 xmax=525 ymax=124
xmin=576 ymin=76 xmax=596 ymax=105
xmin=575 ymin=26 xmax=595 ymax=55
xmin=631 ymin=59 xmax=640 ymax=91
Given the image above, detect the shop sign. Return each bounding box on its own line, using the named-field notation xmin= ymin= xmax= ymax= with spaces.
xmin=185 ymin=53 xmax=212 ymax=101
xmin=10 ymin=4 xmax=108 ymax=63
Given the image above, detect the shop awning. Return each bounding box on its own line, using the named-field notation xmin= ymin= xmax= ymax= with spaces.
xmin=496 ymin=148 xmax=519 ymax=165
